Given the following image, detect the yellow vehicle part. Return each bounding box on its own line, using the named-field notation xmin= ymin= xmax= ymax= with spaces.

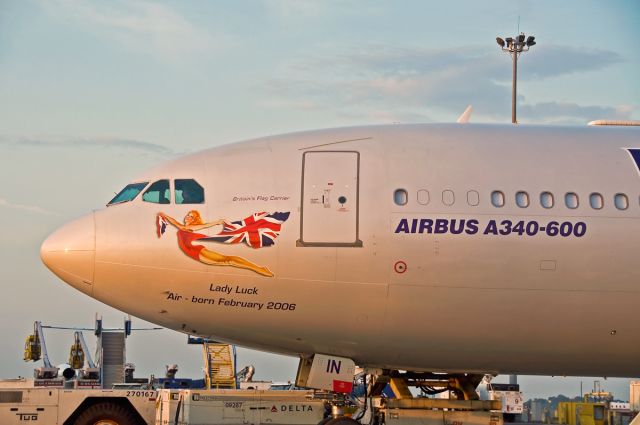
xmin=69 ymin=342 xmax=85 ymax=370
xmin=23 ymin=334 xmax=41 ymax=362
xmin=556 ymin=402 xmax=607 ymax=425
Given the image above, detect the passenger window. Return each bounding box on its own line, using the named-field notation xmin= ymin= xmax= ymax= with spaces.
xmin=614 ymin=193 xmax=628 ymax=210
xmin=467 ymin=190 xmax=479 ymax=206
xmin=417 ymin=189 xmax=430 ymax=205
xmin=394 ymin=189 xmax=408 ymax=206
xmin=540 ymin=191 xmax=554 ymax=209
xmin=565 ymin=192 xmax=579 ymax=209
xmin=142 ymin=179 xmax=170 ymax=204
xmin=491 ymin=191 xmax=505 ymax=207
xmin=108 ymin=182 xmax=148 ymax=205
xmin=175 ymin=179 xmax=205 ymax=204
xmin=442 ymin=190 xmax=455 ymax=206
xmin=590 ymin=193 xmax=604 ymax=210
xmin=515 ymin=191 xmax=529 ymax=208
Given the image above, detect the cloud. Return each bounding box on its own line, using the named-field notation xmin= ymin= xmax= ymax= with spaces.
xmin=263 ymin=43 xmax=631 ymax=123
xmin=519 ymin=102 xmax=631 ymax=124
xmin=1 ymin=136 xmax=180 ymax=156
xmin=260 ymin=0 xmax=363 ymax=20
xmin=523 ymin=45 xmax=622 ymax=80
xmin=261 ymin=0 xmax=329 ymax=18
xmin=334 ymin=44 xmax=622 ymax=81
xmin=40 ymin=0 xmax=222 ymax=62
xmin=0 ymin=198 xmax=54 ymax=215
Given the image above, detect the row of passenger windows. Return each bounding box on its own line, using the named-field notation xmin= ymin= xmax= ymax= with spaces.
xmin=393 ymin=189 xmax=637 ymax=211
xmin=108 ymin=179 xmax=204 ymax=206
xmin=491 ymin=191 xmax=632 ymax=210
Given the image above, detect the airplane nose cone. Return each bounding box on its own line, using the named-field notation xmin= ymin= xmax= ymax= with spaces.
xmin=41 ymin=212 xmax=95 ymax=294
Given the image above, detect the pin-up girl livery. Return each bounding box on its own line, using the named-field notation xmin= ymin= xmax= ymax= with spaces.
xmin=157 ymin=210 xmax=274 ymax=277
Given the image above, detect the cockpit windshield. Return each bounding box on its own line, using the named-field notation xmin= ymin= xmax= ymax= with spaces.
xmin=107 ymin=182 xmax=148 ymax=206
xmin=175 ymin=179 xmax=204 ymax=204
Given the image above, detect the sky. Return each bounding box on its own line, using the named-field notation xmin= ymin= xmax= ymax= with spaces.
xmin=0 ymin=0 xmax=638 ymax=401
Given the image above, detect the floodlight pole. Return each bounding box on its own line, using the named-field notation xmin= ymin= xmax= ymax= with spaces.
xmin=511 ymin=50 xmax=518 ymax=124
xmin=496 ymin=33 xmax=536 ymax=124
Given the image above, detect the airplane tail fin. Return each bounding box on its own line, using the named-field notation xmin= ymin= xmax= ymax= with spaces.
xmin=456 ymin=105 xmax=473 ymax=123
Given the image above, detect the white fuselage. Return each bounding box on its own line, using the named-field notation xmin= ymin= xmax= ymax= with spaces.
xmin=41 ymin=123 xmax=640 ymax=377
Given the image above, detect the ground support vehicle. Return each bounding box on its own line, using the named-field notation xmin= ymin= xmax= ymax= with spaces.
xmin=485 ymin=384 xmax=523 ymax=422
xmin=555 ymin=401 xmax=608 ymax=425
xmin=632 ymin=382 xmax=640 ymax=414
xmin=0 ymin=384 xmax=328 ymax=425
xmin=0 ymin=373 xmax=504 ymax=425
xmin=0 ymin=385 xmax=157 ymax=424
xmin=0 ymin=383 xmax=504 ymax=425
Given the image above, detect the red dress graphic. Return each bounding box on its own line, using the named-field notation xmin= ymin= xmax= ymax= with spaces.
xmin=177 ymin=230 xmax=206 ymax=260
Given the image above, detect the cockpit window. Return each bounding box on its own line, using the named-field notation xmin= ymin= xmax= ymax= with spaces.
xmin=175 ymin=179 xmax=205 ymax=204
xmin=142 ymin=179 xmax=170 ymax=204
xmin=108 ymin=182 xmax=148 ymax=206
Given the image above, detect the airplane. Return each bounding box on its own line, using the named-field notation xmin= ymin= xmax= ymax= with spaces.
xmin=40 ymin=122 xmax=640 ymax=397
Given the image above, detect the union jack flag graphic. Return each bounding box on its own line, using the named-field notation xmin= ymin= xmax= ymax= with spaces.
xmin=203 ymin=211 xmax=290 ymax=249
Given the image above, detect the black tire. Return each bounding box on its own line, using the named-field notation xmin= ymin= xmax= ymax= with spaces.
xmin=503 ymin=413 xmax=518 ymax=423
xmin=72 ymin=401 xmax=141 ymax=425
xmin=326 ymin=417 xmax=360 ymax=425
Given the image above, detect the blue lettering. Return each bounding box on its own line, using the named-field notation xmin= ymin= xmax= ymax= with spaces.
xmin=434 ymin=219 xmax=448 ymax=234
xmin=394 ymin=218 xmax=586 ymax=238
xmin=395 ymin=219 xmax=410 ymax=233
xmin=483 ymin=220 xmax=498 ymax=235
xmin=419 ymin=219 xmax=433 ymax=233
xmin=574 ymin=222 xmax=587 ymax=237
xmin=465 ymin=219 xmax=479 ymax=235
xmin=450 ymin=219 xmax=465 ymax=235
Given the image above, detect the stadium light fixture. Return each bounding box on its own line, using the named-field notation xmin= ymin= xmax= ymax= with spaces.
xmin=496 ymin=32 xmax=536 ymax=124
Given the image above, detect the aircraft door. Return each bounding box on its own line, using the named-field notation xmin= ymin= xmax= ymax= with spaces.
xmin=298 ymin=151 xmax=362 ymax=247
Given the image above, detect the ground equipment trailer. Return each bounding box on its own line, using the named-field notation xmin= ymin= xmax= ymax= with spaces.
xmin=154 ymin=389 xmax=504 ymax=425
xmin=381 ymin=399 xmax=503 ymax=425
xmin=155 ymin=389 xmax=326 ymax=425
xmin=0 ymin=385 xmax=328 ymax=425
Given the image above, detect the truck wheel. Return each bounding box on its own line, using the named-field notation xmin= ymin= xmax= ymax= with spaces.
xmin=73 ymin=402 xmax=141 ymax=425
xmin=503 ymin=413 xmax=518 ymax=423
xmin=326 ymin=417 xmax=360 ymax=425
